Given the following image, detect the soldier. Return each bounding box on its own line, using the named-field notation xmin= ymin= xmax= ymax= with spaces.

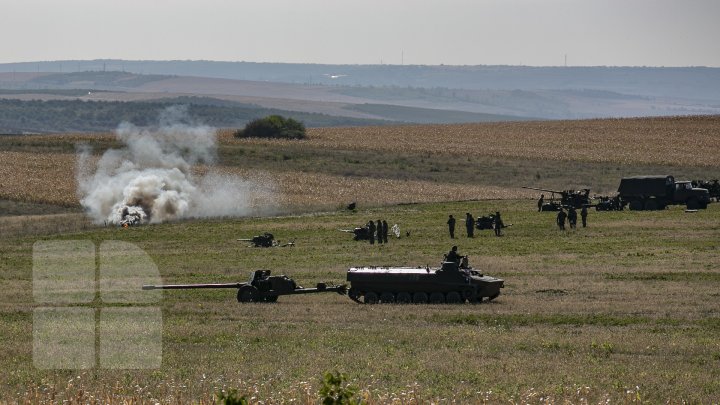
xmin=447 ymin=215 xmax=456 ymax=238
xmin=465 ymin=213 xmax=474 ymax=238
xmin=537 ymin=194 xmax=545 ymax=212
xmin=493 ymin=211 xmax=503 ymax=237
xmin=446 ymin=245 xmax=461 ymax=264
xmin=556 ymin=208 xmax=567 ymax=230
xmin=581 ymin=206 xmax=588 ymax=228
xmin=367 ymin=220 xmax=376 ymax=244
xmin=382 ymin=220 xmax=389 ymax=243
xmin=376 ymin=220 xmax=383 ymax=244
xmin=568 ymin=207 xmax=577 ymax=229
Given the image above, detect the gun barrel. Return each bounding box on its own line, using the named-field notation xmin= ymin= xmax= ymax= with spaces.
xmin=522 ymin=186 xmax=561 ymax=194
xmin=142 ymin=282 xmax=245 ymax=290
xmin=290 ymin=284 xmax=347 ymax=295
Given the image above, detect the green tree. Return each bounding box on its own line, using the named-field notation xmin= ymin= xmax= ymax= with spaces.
xmin=234 ymin=115 xmax=306 ymax=139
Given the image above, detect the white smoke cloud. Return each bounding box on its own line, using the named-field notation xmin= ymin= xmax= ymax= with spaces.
xmin=77 ymin=106 xmax=274 ymax=225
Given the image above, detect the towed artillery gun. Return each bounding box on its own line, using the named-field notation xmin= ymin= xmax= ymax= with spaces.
xmin=523 ymin=186 xmax=591 ymax=211
xmin=338 ymin=226 xmax=371 ymax=241
xmin=142 ymin=270 xmax=346 ymax=302
xmin=237 ymin=233 xmax=294 ymax=247
xmin=475 ymin=213 xmax=511 ymax=230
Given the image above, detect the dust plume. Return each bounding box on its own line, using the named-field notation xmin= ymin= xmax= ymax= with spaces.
xmin=77 ymin=106 xmax=274 ymax=225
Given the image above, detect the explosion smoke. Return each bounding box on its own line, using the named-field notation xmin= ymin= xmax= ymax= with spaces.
xmin=77 ymin=106 xmax=273 ymax=225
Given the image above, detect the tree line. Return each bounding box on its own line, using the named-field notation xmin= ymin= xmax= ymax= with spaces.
xmin=0 ymin=98 xmax=383 ymax=134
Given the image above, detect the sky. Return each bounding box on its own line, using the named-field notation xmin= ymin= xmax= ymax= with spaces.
xmin=3 ymin=0 xmax=720 ymax=67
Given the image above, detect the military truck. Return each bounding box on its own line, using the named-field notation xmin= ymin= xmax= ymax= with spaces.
xmin=617 ymin=175 xmax=710 ymax=210
xmin=346 ymin=260 xmax=504 ymax=304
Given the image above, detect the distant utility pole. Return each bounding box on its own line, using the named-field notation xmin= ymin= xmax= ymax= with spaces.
xmin=564 ymin=54 xmax=567 ymax=67
xmin=401 ymin=50 xmax=404 ymax=65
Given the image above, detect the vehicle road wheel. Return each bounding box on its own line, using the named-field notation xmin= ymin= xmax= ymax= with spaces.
xmin=264 ymin=295 xmax=278 ymax=302
xmin=629 ymin=200 xmax=644 ymax=211
xmin=462 ymin=289 xmax=475 ymax=301
xmin=446 ymin=291 xmax=462 ymax=304
xmin=396 ymin=292 xmax=412 ymax=304
xmin=380 ymin=292 xmax=395 ymax=303
xmin=686 ymin=198 xmax=699 ymax=210
xmin=644 ymin=200 xmax=658 ymax=210
xmin=364 ymin=291 xmax=379 ymax=304
xmin=488 ymin=292 xmax=500 ymax=301
xmin=429 ymin=292 xmax=445 ymax=304
xmin=412 ymin=292 xmax=428 ymax=304
xmin=237 ymin=286 xmax=258 ymax=303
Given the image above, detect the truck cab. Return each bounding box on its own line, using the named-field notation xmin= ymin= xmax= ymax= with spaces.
xmin=674 ymin=181 xmax=710 ymax=209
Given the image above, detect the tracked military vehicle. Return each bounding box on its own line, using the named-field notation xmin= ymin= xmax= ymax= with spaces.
xmin=346 ymin=260 xmax=504 ymax=304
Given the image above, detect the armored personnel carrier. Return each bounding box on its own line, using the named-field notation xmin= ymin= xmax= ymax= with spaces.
xmin=346 ymin=260 xmax=504 ymax=304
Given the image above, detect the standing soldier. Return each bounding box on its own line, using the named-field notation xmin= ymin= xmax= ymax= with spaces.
xmin=556 ymin=208 xmax=567 ymax=230
xmin=382 ymin=220 xmax=389 ymax=243
xmin=581 ymin=206 xmax=588 ymax=228
xmin=568 ymin=207 xmax=578 ymax=229
xmin=537 ymin=194 xmax=545 ymax=212
xmin=465 ymin=213 xmax=474 ymax=238
xmin=367 ymin=220 xmax=376 ymax=244
xmin=493 ymin=211 xmax=503 ymax=237
xmin=376 ymin=220 xmax=383 ymax=244
xmin=447 ymin=215 xmax=456 ymax=238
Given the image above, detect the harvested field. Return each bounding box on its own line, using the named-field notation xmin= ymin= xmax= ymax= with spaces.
xmin=220 ymin=115 xmax=720 ymax=166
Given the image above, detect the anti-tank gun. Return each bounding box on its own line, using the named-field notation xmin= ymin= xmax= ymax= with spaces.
xmin=237 ymin=233 xmax=294 ymax=247
xmin=142 ymin=269 xmax=346 ymax=303
xmin=475 ymin=213 xmax=512 ymax=230
xmin=523 ymin=186 xmax=591 ymax=211
xmin=338 ymin=226 xmax=372 ymax=241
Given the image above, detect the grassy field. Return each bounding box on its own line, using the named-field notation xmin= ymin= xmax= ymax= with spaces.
xmin=1 ymin=116 xmax=720 ymax=402
xmin=1 ymin=199 xmax=720 ymax=403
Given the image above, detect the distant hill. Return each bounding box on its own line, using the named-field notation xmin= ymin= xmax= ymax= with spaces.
xmin=1 ymin=61 xmax=720 ymax=126
xmin=2 ymin=60 xmax=720 ymax=100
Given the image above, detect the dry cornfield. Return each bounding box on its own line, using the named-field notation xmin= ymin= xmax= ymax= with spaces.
xmin=221 ymin=115 xmax=720 ymax=166
xmin=2 ymin=116 xmax=719 ymax=214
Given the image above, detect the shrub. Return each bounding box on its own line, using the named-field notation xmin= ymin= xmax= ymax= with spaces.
xmin=234 ymin=115 xmax=306 ymax=139
xmin=319 ymin=371 xmax=360 ymax=404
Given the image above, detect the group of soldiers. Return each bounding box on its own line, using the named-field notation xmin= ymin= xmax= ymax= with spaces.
xmin=366 ymin=219 xmax=389 ymax=244
xmin=447 ymin=211 xmax=504 ymax=238
xmin=555 ymin=206 xmax=588 ymax=230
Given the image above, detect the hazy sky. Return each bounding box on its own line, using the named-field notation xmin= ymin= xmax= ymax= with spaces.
xmin=3 ymin=0 xmax=719 ymax=66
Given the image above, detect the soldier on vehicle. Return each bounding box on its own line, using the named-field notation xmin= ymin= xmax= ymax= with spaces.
xmin=382 ymin=220 xmax=389 ymax=243
xmin=376 ymin=220 xmax=383 ymax=244
xmin=493 ymin=211 xmax=503 ymax=237
xmin=537 ymin=194 xmax=544 ymax=212
xmin=465 ymin=213 xmax=474 ymax=238
xmin=581 ymin=206 xmax=588 ymax=228
xmin=447 ymin=215 xmax=456 ymax=238
xmin=367 ymin=220 xmax=376 ymax=244
xmin=446 ymin=245 xmax=461 ymax=264
xmin=568 ymin=207 xmax=578 ymax=229
xmin=556 ymin=208 xmax=567 ymax=230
